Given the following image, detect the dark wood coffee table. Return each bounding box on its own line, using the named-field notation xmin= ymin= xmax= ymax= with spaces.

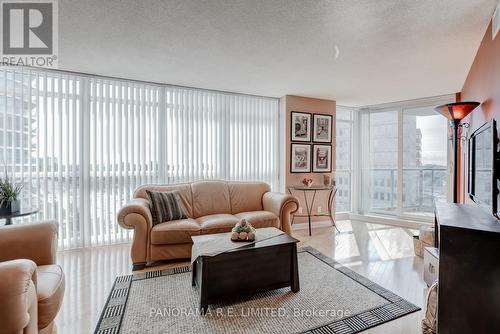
xmin=191 ymin=230 xmax=300 ymax=314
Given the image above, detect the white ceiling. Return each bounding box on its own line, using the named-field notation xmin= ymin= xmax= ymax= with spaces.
xmin=59 ymin=0 xmax=496 ymax=106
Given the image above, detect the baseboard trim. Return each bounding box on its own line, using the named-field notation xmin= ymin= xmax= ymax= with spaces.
xmin=348 ymin=213 xmax=432 ymax=229
xmin=292 ymin=212 xmax=432 ymax=230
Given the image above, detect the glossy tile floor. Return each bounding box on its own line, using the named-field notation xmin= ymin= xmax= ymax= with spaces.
xmin=55 ymin=220 xmax=427 ymax=334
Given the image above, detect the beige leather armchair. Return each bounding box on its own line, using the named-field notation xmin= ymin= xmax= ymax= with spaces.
xmin=422 ymin=282 xmax=438 ymax=334
xmin=0 ymin=222 xmax=65 ymax=334
xmin=118 ymin=181 xmax=299 ymax=270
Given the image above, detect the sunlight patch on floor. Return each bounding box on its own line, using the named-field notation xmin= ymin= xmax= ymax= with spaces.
xmin=368 ymin=228 xmax=416 ymax=260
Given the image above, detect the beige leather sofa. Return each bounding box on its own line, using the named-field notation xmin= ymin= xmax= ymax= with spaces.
xmin=118 ymin=180 xmax=299 ymax=270
xmin=0 ymin=221 xmax=65 ymax=334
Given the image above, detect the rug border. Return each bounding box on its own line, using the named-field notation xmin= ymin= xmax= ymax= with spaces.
xmin=299 ymin=246 xmax=421 ymax=334
xmin=94 ymin=247 xmax=421 ymax=334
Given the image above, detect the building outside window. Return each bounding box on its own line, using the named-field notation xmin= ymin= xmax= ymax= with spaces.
xmin=367 ymin=110 xmax=398 ymax=213
xmin=402 ymin=106 xmax=448 ymax=215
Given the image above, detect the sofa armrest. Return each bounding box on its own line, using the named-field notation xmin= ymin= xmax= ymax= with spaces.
xmin=422 ymin=281 xmax=438 ymax=334
xmin=0 ymin=259 xmax=38 ymax=333
xmin=0 ymin=221 xmax=58 ymax=266
xmin=263 ymin=192 xmax=299 ymax=235
xmin=117 ymin=198 xmax=153 ymax=229
xmin=117 ymin=198 xmax=153 ymax=265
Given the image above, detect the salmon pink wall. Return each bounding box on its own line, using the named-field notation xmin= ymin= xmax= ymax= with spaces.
xmin=282 ymin=95 xmax=336 ymax=220
xmin=460 ymin=20 xmax=500 ymax=202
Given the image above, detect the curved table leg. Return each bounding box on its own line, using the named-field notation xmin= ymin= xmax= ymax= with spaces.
xmin=328 ymin=188 xmax=339 ymax=233
xmin=288 ymin=188 xmax=296 ymax=226
xmin=288 ymin=187 xmax=336 ymax=236
xmin=304 ymin=190 xmax=319 ymax=236
xmin=303 ymin=190 xmax=315 ymax=236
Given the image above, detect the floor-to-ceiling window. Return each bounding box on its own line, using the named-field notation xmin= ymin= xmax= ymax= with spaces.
xmin=0 ymin=66 xmax=280 ymax=249
xmin=358 ymin=96 xmax=453 ymax=220
xmin=335 ymin=106 xmax=354 ymax=212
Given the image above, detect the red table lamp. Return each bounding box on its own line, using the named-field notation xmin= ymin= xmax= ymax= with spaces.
xmin=434 ymin=102 xmax=480 ymax=203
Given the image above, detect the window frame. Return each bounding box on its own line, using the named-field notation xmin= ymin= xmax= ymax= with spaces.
xmin=335 ymin=106 xmax=354 ymax=213
xmin=355 ymin=95 xmax=454 ymax=223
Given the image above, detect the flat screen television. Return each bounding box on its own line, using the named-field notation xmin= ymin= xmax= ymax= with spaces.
xmin=468 ymin=119 xmax=499 ymax=218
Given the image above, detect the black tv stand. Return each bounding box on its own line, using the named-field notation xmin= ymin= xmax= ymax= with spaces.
xmin=435 ymin=202 xmax=500 ymax=334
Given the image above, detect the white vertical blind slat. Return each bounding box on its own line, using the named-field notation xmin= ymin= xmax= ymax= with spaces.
xmin=91 ymin=80 xmax=98 ymax=244
xmin=29 ymin=71 xmax=34 ymax=212
xmin=3 ymin=70 xmax=7 ymax=175
xmin=117 ymin=83 xmax=125 ymax=242
xmin=110 ymin=84 xmax=117 ymax=241
xmin=71 ymin=78 xmax=77 ymax=248
xmin=43 ymin=73 xmax=49 ymax=222
xmin=63 ymin=77 xmax=69 ymax=248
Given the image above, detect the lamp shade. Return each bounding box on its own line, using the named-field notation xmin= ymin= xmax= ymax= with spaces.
xmin=434 ymin=102 xmax=480 ymax=121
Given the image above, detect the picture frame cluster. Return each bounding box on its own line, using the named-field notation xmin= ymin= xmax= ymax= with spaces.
xmin=290 ymin=111 xmax=333 ymax=173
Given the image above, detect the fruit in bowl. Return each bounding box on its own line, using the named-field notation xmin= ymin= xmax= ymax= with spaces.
xmin=231 ymin=219 xmax=256 ymax=241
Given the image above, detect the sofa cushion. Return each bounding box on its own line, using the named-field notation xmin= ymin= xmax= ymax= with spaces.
xmin=151 ymin=219 xmax=201 ymax=245
xmin=235 ymin=211 xmax=280 ymax=229
xmin=191 ymin=181 xmax=231 ymax=218
xmin=134 ymin=184 xmax=194 ymax=218
xmin=229 ymin=182 xmax=270 ymax=214
xmin=36 ymin=264 xmax=65 ymax=329
xmin=146 ymin=190 xmax=188 ymax=225
xmin=198 ymin=214 xmax=240 ymax=234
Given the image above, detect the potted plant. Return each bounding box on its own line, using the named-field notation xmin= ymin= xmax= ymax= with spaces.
xmin=0 ymin=175 xmax=22 ymax=214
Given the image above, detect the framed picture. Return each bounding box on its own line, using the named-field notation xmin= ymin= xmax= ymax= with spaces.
xmin=291 ymin=112 xmax=311 ymax=142
xmin=291 ymin=144 xmax=311 ymax=173
xmin=313 ymin=114 xmax=333 ymax=143
xmin=312 ymin=144 xmax=332 ymax=172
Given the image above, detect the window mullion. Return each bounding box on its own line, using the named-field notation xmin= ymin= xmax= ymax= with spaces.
xmin=397 ymin=107 xmax=404 ymax=215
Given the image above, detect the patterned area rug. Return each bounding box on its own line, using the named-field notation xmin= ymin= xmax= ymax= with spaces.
xmin=95 ymin=247 xmax=420 ymax=334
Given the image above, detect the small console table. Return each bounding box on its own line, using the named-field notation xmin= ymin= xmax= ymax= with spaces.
xmin=288 ymin=185 xmax=337 ymax=236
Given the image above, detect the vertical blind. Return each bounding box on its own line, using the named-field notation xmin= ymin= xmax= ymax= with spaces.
xmin=0 ymin=66 xmax=280 ymax=249
xmin=164 ymin=88 xmax=280 ymax=186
